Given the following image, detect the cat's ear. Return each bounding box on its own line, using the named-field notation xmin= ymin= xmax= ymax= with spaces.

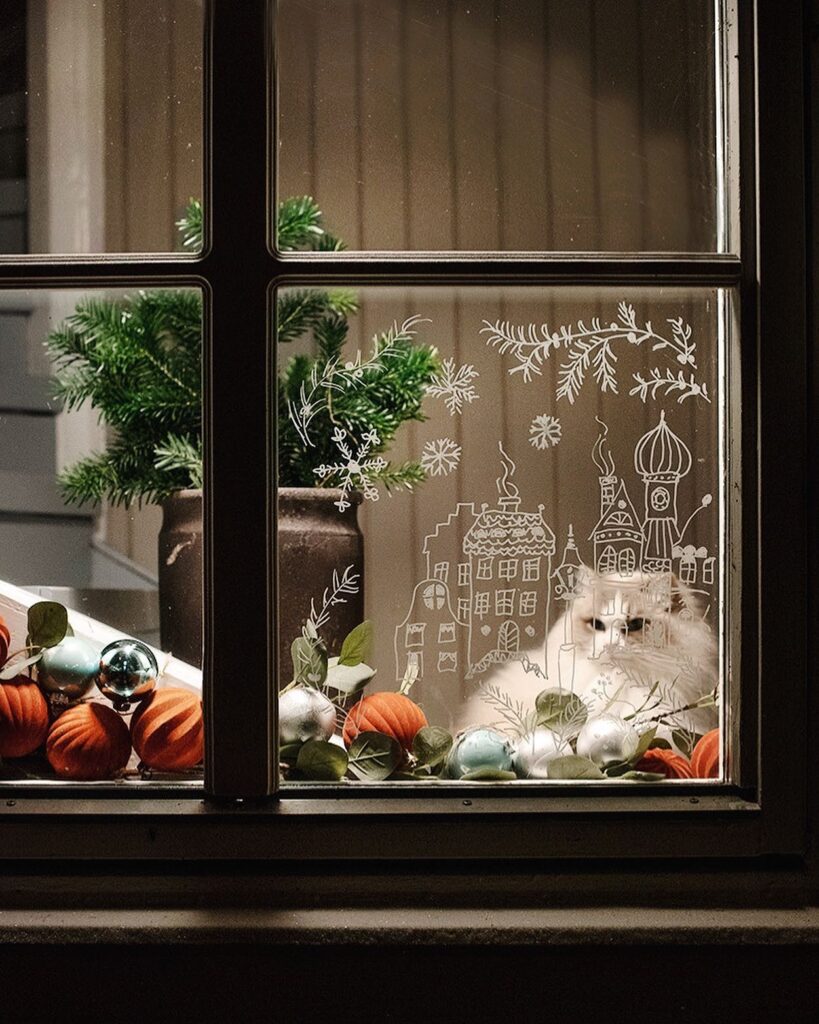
xmin=670 ymin=572 xmax=702 ymax=613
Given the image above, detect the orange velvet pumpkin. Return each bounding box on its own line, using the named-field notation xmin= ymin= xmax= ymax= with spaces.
xmin=0 ymin=676 xmax=49 ymax=758
xmin=636 ymin=747 xmax=694 ymax=779
xmin=130 ymin=687 xmax=203 ymax=771
xmin=0 ymin=615 xmax=10 ymax=666
xmin=690 ymin=728 xmax=720 ymax=778
xmin=46 ymin=702 xmax=131 ymax=780
xmin=342 ymin=692 xmax=428 ymax=750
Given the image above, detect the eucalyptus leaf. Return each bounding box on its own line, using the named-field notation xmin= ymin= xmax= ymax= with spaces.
xmin=647 ymin=737 xmax=672 ymax=750
xmin=630 ymin=726 xmax=658 ymax=764
xmin=291 ymin=636 xmax=328 ymax=688
xmin=535 ymin=688 xmax=588 ymax=734
xmin=412 ymin=726 xmax=453 ymax=769
xmin=672 ymin=729 xmax=702 ymax=759
xmin=296 ymin=740 xmax=348 ymax=781
xmin=546 ymin=755 xmax=605 ymax=780
xmin=460 ymin=768 xmax=517 ymax=782
xmin=26 ymin=601 xmax=68 ymax=649
xmin=347 ymin=731 xmax=401 ymax=781
xmin=0 ymin=653 xmax=43 ymax=681
xmin=619 ymin=770 xmax=666 ymax=782
xmin=279 ymin=742 xmax=304 ymax=764
xmin=337 ymin=620 xmax=373 ymax=667
xmin=324 ymin=657 xmax=376 ymax=696
xmin=604 ymin=761 xmax=633 ymax=778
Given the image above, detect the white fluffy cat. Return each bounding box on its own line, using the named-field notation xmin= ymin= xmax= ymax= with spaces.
xmin=457 ymin=570 xmax=719 ymax=749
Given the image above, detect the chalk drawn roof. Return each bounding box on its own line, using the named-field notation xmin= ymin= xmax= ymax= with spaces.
xmin=463 ymin=506 xmax=555 ymax=558
xmin=590 ymin=480 xmax=644 ymax=543
xmin=634 ymin=410 xmax=692 ymax=480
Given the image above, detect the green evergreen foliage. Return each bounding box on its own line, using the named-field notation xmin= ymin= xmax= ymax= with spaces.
xmin=47 ymin=197 xmax=437 ymax=507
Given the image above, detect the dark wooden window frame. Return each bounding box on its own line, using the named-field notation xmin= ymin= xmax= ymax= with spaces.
xmin=0 ymin=0 xmax=809 ymax=875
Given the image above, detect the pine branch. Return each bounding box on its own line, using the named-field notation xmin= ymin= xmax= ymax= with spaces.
xmin=176 ymin=198 xmax=202 ymax=251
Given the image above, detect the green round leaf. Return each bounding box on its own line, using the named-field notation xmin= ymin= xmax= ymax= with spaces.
xmin=279 ymin=742 xmax=304 ymax=765
xmin=618 ymin=770 xmax=666 ymax=782
xmin=337 ymin=620 xmax=373 ymax=667
xmin=647 ymin=737 xmax=672 ymax=750
xmin=535 ymin=688 xmax=588 ymax=735
xmin=296 ymin=740 xmax=348 ymax=781
xmin=412 ymin=725 xmax=453 ymax=769
xmin=460 ymin=768 xmax=517 ymax=781
xmin=347 ymin=731 xmax=401 ymax=781
xmin=546 ymin=755 xmax=605 ymax=780
xmin=26 ymin=601 xmax=69 ymax=649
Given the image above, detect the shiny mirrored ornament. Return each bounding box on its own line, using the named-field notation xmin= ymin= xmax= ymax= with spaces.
xmin=513 ymin=728 xmax=569 ymax=779
xmin=97 ymin=639 xmax=158 ymax=712
xmin=37 ymin=637 xmax=101 ymax=705
xmin=445 ymin=727 xmax=515 ymax=779
xmin=575 ymin=714 xmax=639 ymax=768
xmin=279 ymin=687 xmax=336 ymax=744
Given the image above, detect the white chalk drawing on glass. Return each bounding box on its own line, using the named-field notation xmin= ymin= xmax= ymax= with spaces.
xmin=420 ymin=438 xmax=462 ymax=477
xmin=454 ymin=416 xmax=718 ymax=743
xmin=313 ymin=427 xmax=387 ymax=512
xmin=427 ymin=358 xmax=480 ymax=415
xmin=528 ymin=414 xmax=562 ymax=450
xmin=481 ymin=301 xmax=710 ymax=404
xmin=394 ymin=444 xmax=556 ymax=689
xmin=288 ymin=315 xmax=427 ymax=448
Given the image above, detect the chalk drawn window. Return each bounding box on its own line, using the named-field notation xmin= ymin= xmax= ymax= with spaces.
xmin=438 ymin=652 xmax=458 ymax=673
xmin=438 ymin=622 xmax=456 ymax=644
xmin=496 ymin=590 xmax=516 ymax=617
xmin=522 ymin=559 xmax=541 ymax=583
xmin=498 ymin=559 xmax=518 ymax=581
xmin=457 ymin=563 xmax=471 ymax=587
xmin=457 ymin=598 xmax=470 ymax=623
xmin=422 ymin=583 xmax=447 ymax=611
xmin=519 ymin=592 xmax=537 ymax=617
xmin=405 ymin=623 xmax=426 ymax=648
xmin=476 ymin=558 xmax=493 ymax=581
xmin=474 ymin=592 xmax=490 ymax=618
xmin=433 ymin=562 xmax=449 ymax=584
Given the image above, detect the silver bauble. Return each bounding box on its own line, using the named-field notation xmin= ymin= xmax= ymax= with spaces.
xmin=445 ymin=727 xmax=515 ymax=779
xmin=279 ymin=687 xmax=336 ymax=744
xmin=38 ymin=636 xmax=101 ymax=702
xmin=97 ymin=639 xmax=158 ymax=711
xmin=575 ymin=714 xmax=639 ymax=768
xmin=513 ymin=728 xmax=569 ymax=779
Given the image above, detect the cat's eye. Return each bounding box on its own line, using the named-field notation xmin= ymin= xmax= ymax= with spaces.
xmin=627 ymin=618 xmax=646 ymax=632
xmin=591 ymin=619 xmax=607 ymax=632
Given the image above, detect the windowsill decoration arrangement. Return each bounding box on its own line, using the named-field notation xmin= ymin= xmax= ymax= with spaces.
xmin=0 ymin=603 xmax=202 ymax=781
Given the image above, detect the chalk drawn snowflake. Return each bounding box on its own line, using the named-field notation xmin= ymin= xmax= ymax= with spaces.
xmin=427 ymin=358 xmax=480 ymax=415
xmin=420 ymin=438 xmax=462 ymax=477
xmin=313 ymin=427 xmax=387 ymax=512
xmin=529 ymin=414 xmax=562 ymax=450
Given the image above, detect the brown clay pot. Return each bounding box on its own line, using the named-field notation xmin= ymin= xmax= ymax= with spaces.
xmin=277 ymin=488 xmax=364 ymax=684
xmin=158 ymin=489 xmax=203 ymax=668
xmin=157 ymin=488 xmax=365 ymax=680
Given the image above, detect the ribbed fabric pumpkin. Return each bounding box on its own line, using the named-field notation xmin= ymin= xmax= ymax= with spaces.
xmin=0 ymin=677 xmax=49 ymax=757
xmin=690 ymin=728 xmax=720 ymax=778
xmin=636 ymin=747 xmax=694 ymax=779
xmin=0 ymin=615 xmax=10 ymax=666
xmin=342 ymin=692 xmax=428 ymax=750
xmin=46 ymin=702 xmax=131 ymax=780
xmin=130 ymin=687 xmax=203 ymax=771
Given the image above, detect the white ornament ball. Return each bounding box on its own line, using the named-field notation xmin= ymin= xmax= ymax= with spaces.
xmin=279 ymin=687 xmax=336 ymax=744
xmin=575 ymin=714 xmax=639 ymax=768
xmin=513 ymin=729 xmax=569 ymax=779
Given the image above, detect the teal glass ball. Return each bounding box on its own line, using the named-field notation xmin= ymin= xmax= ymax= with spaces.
xmin=38 ymin=636 xmax=101 ymax=702
xmin=97 ymin=639 xmax=158 ymax=711
xmin=445 ymin=727 xmax=515 ymax=779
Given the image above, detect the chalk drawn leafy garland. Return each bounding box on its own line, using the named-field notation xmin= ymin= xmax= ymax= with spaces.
xmin=481 ymin=301 xmax=710 ymax=405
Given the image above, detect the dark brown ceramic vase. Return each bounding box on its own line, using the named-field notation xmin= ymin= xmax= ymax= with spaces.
xmin=158 ymin=489 xmax=203 ymax=668
xmin=277 ymin=488 xmax=364 ymax=682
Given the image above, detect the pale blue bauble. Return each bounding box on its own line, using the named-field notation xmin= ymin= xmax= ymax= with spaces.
xmin=513 ymin=729 xmax=569 ymax=779
xmin=445 ymin=727 xmax=515 ymax=779
xmin=576 ymin=714 xmax=639 ymax=768
xmin=38 ymin=636 xmax=100 ymax=702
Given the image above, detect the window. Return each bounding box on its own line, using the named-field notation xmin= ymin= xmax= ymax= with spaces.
xmin=522 ymin=559 xmax=540 ymax=583
xmin=0 ymin=1 xmax=809 ymax=879
xmin=457 ymin=598 xmax=470 ymax=623
xmin=437 ymin=652 xmax=457 ymax=673
xmin=519 ymin=592 xmax=537 ymax=617
xmin=498 ymin=559 xmax=518 ymax=580
xmin=457 ymin=563 xmax=471 ymax=587
xmin=433 ymin=562 xmax=449 ymax=584
xmin=476 ymin=558 xmax=493 ymax=581
xmin=495 ymin=590 xmax=516 ymax=617
xmin=438 ymin=622 xmax=456 ymax=644
xmin=405 ymin=623 xmax=425 ymax=648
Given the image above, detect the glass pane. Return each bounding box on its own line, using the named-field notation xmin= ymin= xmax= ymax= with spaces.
xmin=0 ymin=285 xmax=203 ymax=784
xmin=276 ymin=285 xmax=731 ymax=784
xmin=0 ymin=0 xmax=203 ymax=255
xmin=275 ymin=0 xmax=733 ymax=253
